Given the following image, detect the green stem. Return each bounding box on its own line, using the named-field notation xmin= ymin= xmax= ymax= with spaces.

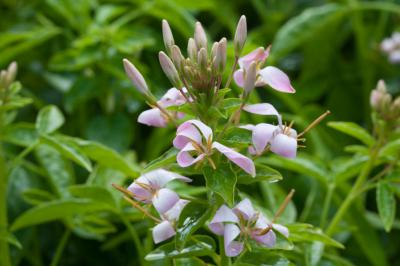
xmin=219 ymin=236 xmax=230 ymax=266
xmin=320 ymin=183 xmax=335 ymax=229
xmin=120 ymin=215 xmax=145 ymax=265
xmin=0 ymin=143 xmax=11 ymax=266
xmin=326 ymin=146 xmax=380 ymax=236
xmin=50 ymin=228 xmax=71 ymax=266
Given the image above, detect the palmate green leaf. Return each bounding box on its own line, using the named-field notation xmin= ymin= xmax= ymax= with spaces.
xmin=41 ymin=135 xmax=92 ymax=172
xmin=327 ymin=122 xmax=375 ymax=146
xmin=377 ymin=181 xmax=396 ymax=232
xmin=237 ymin=164 xmax=282 ymax=184
xmin=1 ymin=122 xmax=38 ymax=147
xmin=287 ymin=224 xmax=344 ymax=249
xmin=175 ymin=202 xmax=214 ymax=250
xmin=11 ymin=199 xmax=112 ymax=231
xmin=145 ymin=235 xmax=216 ymax=261
xmin=270 ymin=3 xmax=348 ymax=61
xmin=203 ymin=162 xmax=237 ymax=206
xmin=36 ymin=105 xmax=65 ymax=135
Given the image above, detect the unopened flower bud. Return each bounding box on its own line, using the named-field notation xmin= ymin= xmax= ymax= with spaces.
xmin=217 ymin=38 xmax=227 ymax=73
xmin=234 ymin=15 xmax=247 ymax=56
xmin=197 ymin=48 xmax=208 ymax=70
xmin=243 ymin=62 xmax=257 ymax=94
xmin=159 ymin=52 xmax=182 ymax=88
xmin=123 ymin=58 xmax=150 ymax=96
xmin=6 ymin=62 xmax=17 ymax=85
xmin=162 ymin=20 xmax=174 ymax=53
xmin=187 ymin=38 xmax=197 ymax=61
xmin=194 ymin=22 xmax=207 ymax=49
xmin=171 ymin=45 xmax=184 ymax=70
xmin=0 ymin=70 xmax=7 ymax=89
xmin=211 ymin=42 xmax=218 ymax=59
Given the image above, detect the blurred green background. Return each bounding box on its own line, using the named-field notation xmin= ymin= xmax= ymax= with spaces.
xmin=1 ymin=0 xmax=400 ymax=265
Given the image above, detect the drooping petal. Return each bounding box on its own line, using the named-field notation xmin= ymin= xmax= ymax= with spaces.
xmin=127 ymin=182 xmax=153 ymax=203
xmin=138 ymin=108 xmax=167 ymax=127
xmin=233 ymin=69 xmax=245 ymax=87
xmin=233 ymin=198 xmax=256 ymax=221
xmin=163 ymin=199 xmax=190 ymax=221
xmin=152 ymin=220 xmax=176 ymax=244
xmin=251 ymin=229 xmax=276 ymax=248
xmin=173 ymin=122 xmax=202 ymax=149
xmin=158 ymin=87 xmax=187 ymax=107
xmin=152 ymin=188 xmax=180 ymax=214
xmin=270 ymin=134 xmax=297 ymax=158
xmin=176 ymin=143 xmax=205 ymax=167
xmin=239 ymin=124 xmax=256 ymax=131
xmin=259 ymin=66 xmax=295 ymax=93
xmin=243 ymin=103 xmax=279 ymax=116
xmin=238 ymin=47 xmax=269 ymax=70
xmin=186 ymin=119 xmax=213 ymax=142
xmin=141 ymin=169 xmax=191 ymax=189
xmin=272 ymin=224 xmax=289 ymax=238
xmin=224 ymin=224 xmax=244 ymax=257
xmin=209 ymin=205 xmax=239 ymax=235
xmin=212 ymin=142 xmax=256 ymax=177
xmin=252 ymin=123 xmax=277 ymax=154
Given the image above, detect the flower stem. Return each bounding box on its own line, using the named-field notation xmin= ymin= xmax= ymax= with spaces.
xmin=219 ymin=236 xmax=231 ymax=266
xmin=120 ymin=215 xmax=145 ymax=265
xmin=0 ymin=142 xmax=11 ymax=266
xmin=50 ymin=228 xmax=71 ymax=266
xmin=320 ymin=183 xmax=335 ymax=229
xmin=224 ymin=56 xmax=238 ymax=89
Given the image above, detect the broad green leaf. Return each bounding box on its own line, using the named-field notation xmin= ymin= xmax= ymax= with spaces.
xmin=36 ymin=105 xmax=65 ymax=134
xmin=11 ymin=199 xmax=112 ymax=231
xmin=203 ymin=162 xmax=237 ymax=206
xmin=175 ymin=202 xmax=214 ymax=250
xmin=271 ymin=4 xmax=348 ymax=60
xmin=237 ymin=164 xmax=282 ymax=184
xmin=237 ymin=249 xmax=291 ymax=266
xmin=144 ymin=148 xmax=178 ymax=172
xmin=1 ymin=123 xmax=38 ymax=147
xmin=145 ymin=235 xmax=216 ymax=261
xmin=0 ymin=230 xmax=22 ymax=249
xmin=22 ymin=188 xmax=55 ymax=205
xmin=0 ymin=96 xmax=32 ymax=112
xmin=379 ymin=139 xmax=400 ymax=157
xmin=222 ymin=127 xmax=252 ymax=147
xmin=41 ymin=135 xmax=92 ymax=172
xmin=332 ymin=156 xmax=368 ymax=183
xmin=327 ymin=122 xmax=374 ymax=146
xmin=377 ymin=181 xmax=396 ymax=232
xmin=69 ymin=185 xmax=117 ymax=207
xmin=173 ymin=258 xmax=206 ymax=266
xmin=287 ymin=224 xmax=344 ymax=249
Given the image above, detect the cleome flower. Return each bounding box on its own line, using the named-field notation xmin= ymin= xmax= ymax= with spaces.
xmin=380 ymin=32 xmax=400 ymax=63
xmin=233 ymin=47 xmax=295 ymax=94
xmin=208 ymin=198 xmax=289 ymax=257
xmin=173 ymin=119 xmax=256 ymax=177
xmin=127 ymin=169 xmax=191 ymax=214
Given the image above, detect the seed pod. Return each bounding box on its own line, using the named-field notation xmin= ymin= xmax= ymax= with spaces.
xmin=234 ymin=15 xmax=247 ymax=56
xmin=123 ymin=59 xmax=150 ymax=95
xmin=162 ymin=20 xmax=175 ymax=54
xmin=159 ymin=52 xmax=182 ymax=88
xmin=243 ymin=62 xmax=257 ymax=94
xmin=194 ymin=22 xmax=207 ymax=49
xmin=187 ymin=38 xmax=197 ymax=61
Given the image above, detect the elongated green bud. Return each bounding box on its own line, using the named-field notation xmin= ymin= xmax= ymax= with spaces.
xmin=194 ymin=22 xmax=207 ymax=49
xmin=187 ymin=38 xmax=197 ymax=61
xmin=234 ymin=15 xmax=247 ymax=56
xmin=171 ymin=45 xmax=184 ymax=70
xmin=159 ymin=52 xmax=182 ymax=88
xmin=244 ymin=62 xmax=257 ymax=94
xmin=123 ymin=58 xmax=150 ymax=96
xmin=162 ymin=19 xmax=174 ymax=54
xmin=197 ymin=47 xmax=208 ymax=71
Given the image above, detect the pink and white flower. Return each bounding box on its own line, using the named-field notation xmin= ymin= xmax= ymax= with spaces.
xmin=208 ymin=199 xmax=289 ymax=257
xmin=173 ymin=119 xmax=256 ymax=177
xmin=233 ymin=47 xmax=295 ymax=93
xmin=152 ymin=199 xmax=189 ymax=244
xmin=127 ymin=169 xmax=191 ymax=214
xmin=138 ymin=87 xmax=190 ymax=127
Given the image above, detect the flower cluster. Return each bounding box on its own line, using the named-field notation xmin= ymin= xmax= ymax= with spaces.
xmin=380 ymin=32 xmax=400 ymax=63
xmin=118 ymin=15 xmax=328 ymax=257
xmin=370 ymin=80 xmax=400 ymax=122
xmin=0 ymin=61 xmax=17 ymax=104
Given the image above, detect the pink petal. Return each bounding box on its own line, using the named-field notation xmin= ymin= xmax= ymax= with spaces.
xmin=233 ymin=198 xmax=256 ymax=221
xmin=173 ymin=122 xmax=202 ymax=149
xmin=252 ymin=123 xmax=277 ymax=155
xmin=142 ymin=169 xmax=191 ymax=189
xmin=381 ymin=38 xmax=395 ymax=53
xmin=163 ymin=199 xmax=190 ymax=221
xmin=224 ymin=224 xmax=244 ymax=257
xmin=138 ymin=108 xmax=167 ymax=127
xmin=238 ymin=47 xmax=269 ymax=70
xmin=259 ymin=66 xmax=295 ymax=93
xmin=270 ymin=133 xmax=297 ymax=158
xmin=152 ymin=220 xmax=176 ymax=244
xmin=389 ymin=50 xmax=400 ymax=63
xmin=208 ymin=205 xmax=239 ymax=235
xmin=251 ymin=229 xmax=276 ymax=248
xmin=233 ymin=69 xmax=245 ymax=87
xmin=158 ymin=87 xmax=187 ymax=108
xmin=272 ymin=224 xmax=289 ymax=238
xmin=239 ymin=124 xmax=256 ymax=131
xmin=186 ymin=119 xmax=213 ymax=141
xmin=152 ymin=188 xmax=180 ymax=214
xmin=212 ymin=142 xmax=256 ymax=177
xmin=242 ymin=103 xmax=279 ymax=116
xmin=127 ymin=182 xmax=152 ymax=203
xmin=176 ymin=143 xmax=205 ymax=167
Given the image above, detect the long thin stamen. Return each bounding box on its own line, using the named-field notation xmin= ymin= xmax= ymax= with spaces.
xmin=298 ymin=110 xmax=331 ymax=138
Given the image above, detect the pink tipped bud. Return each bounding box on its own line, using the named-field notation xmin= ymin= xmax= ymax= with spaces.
xmin=211 ymin=42 xmax=218 ymax=59
xmin=217 ymin=38 xmax=227 ymax=73
xmin=162 ymin=20 xmax=175 ymax=53
xmin=197 ymin=48 xmax=208 ymax=70
xmin=194 ymin=22 xmax=207 ymax=49
xmin=123 ymin=58 xmax=150 ymax=95
xmin=159 ymin=52 xmax=182 ymax=88
xmin=377 ymin=79 xmax=387 ymax=92
xmin=187 ymin=38 xmax=197 ymax=61
xmin=171 ymin=45 xmax=184 ymax=70
xmin=243 ymin=62 xmax=257 ymax=94
xmin=234 ymin=15 xmax=247 ymax=56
